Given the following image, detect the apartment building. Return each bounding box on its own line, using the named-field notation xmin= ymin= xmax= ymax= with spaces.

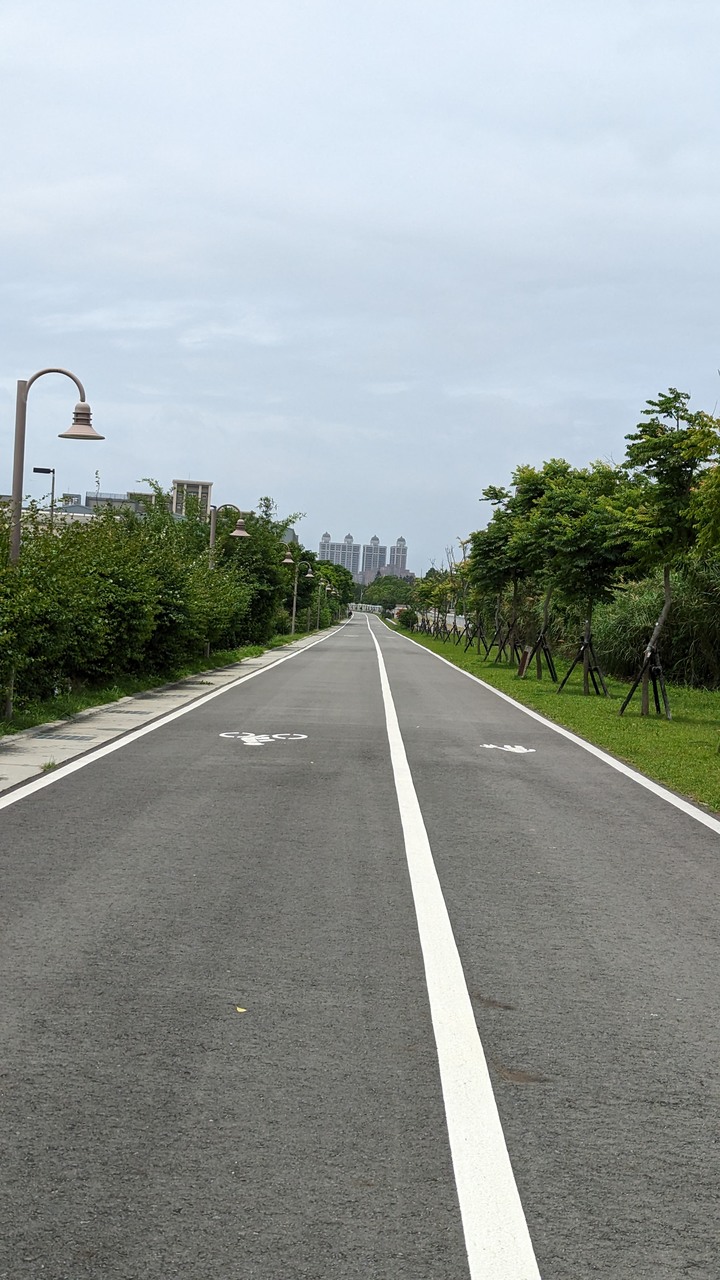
xmin=319 ymin=531 xmax=410 ymax=582
xmin=172 ymin=479 xmax=213 ymax=519
xmin=318 ymin=532 xmax=361 ymax=576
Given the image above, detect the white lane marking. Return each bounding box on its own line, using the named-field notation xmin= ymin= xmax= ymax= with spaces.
xmin=482 ymin=744 xmax=536 ymax=754
xmin=365 ymin=617 xmax=542 ymax=1280
xmin=0 ymin=627 xmax=348 ymax=811
xmin=386 ymin=623 xmax=720 ymax=837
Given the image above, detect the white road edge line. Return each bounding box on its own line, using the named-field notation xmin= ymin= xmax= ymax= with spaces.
xmin=365 ymin=616 xmax=542 ymax=1280
xmin=0 ymin=624 xmax=349 ymax=812
xmin=388 ymin=623 xmax=720 ymax=837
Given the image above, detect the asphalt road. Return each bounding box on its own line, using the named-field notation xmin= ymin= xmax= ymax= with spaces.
xmin=1 ymin=614 xmax=717 ymax=1278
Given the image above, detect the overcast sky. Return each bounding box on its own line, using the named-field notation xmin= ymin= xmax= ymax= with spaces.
xmin=2 ymin=0 xmax=719 ymax=573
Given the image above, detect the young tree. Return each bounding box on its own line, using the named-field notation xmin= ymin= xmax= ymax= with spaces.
xmin=524 ymin=461 xmax=637 ymax=693
xmin=621 ymin=389 xmax=720 ymax=713
xmin=469 ymin=490 xmax=523 ymax=657
xmin=469 ymin=464 xmax=561 ymax=662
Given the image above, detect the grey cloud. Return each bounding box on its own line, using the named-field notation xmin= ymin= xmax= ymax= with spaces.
xmin=3 ymin=0 xmax=720 ymax=572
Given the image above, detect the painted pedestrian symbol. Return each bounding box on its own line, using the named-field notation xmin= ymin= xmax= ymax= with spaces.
xmin=220 ymin=732 xmax=308 ymax=747
xmin=481 ymin=744 xmax=536 ymax=753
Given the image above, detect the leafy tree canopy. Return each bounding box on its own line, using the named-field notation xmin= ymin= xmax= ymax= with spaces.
xmin=359 ymin=575 xmax=415 ymax=609
xmin=623 ymin=388 xmax=720 ymax=567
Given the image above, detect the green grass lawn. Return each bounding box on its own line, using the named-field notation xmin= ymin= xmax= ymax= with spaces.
xmin=394 ymin=627 xmax=720 ymax=815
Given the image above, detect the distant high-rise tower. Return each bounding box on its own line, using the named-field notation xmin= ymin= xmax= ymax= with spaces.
xmin=340 ymin=533 xmax=360 ymax=575
xmin=389 ymin=536 xmax=408 ymax=573
xmin=362 ymin=535 xmax=387 ymax=578
xmin=318 ymin=532 xmax=360 ymax=576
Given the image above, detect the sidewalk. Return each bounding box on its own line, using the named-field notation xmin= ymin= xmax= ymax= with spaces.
xmin=0 ymin=634 xmax=323 ymax=796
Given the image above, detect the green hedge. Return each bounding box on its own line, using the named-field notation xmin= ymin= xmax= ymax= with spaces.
xmin=0 ymin=498 xmax=286 ymax=708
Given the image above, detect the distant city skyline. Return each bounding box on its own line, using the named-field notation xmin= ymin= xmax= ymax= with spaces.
xmin=18 ymin=476 xmax=417 ymax=580
xmin=318 ymin=531 xmax=410 ymax=584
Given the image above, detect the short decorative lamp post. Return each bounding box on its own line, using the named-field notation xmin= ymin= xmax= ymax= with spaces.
xmin=315 ymin=580 xmax=330 ymax=630
xmin=282 ymin=549 xmax=313 ymax=635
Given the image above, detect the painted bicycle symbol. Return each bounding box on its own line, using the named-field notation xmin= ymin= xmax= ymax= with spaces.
xmin=220 ymin=732 xmax=308 ymax=747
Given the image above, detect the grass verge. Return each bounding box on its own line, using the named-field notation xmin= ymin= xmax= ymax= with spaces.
xmin=0 ymin=631 xmax=319 ymax=739
xmin=394 ymin=627 xmax=720 ymax=815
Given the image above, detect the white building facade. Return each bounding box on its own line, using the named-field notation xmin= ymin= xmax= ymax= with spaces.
xmin=319 ymin=531 xmax=410 ymax=582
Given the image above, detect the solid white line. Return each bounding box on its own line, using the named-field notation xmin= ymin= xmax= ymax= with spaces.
xmin=386 ymin=624 xmax=720 ymax=837
xmin=0 ymin=625 xmax=349 ymax=813
xmin=365 ymin=617 xmax=542 ymax=1280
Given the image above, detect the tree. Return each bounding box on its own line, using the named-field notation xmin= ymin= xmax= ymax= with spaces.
xmin=469 ymin=493 xmax=520 ymax=650
xmin=313 ymin=561 xmax=354 ymax=605
xmin=359 ymin=575 xmax=415 ymax=611
xmin=523 ymin=461 xmax=637 ymax=693
xmin=621 ymin=389 xmax=720 ymax=713
xmin=691 ymin=464 xmax=720 ymax=555
xmin=469 ymin=465 xmax=559 ymax=661
xmin=220 ymin=497 xmax=302 ymax=643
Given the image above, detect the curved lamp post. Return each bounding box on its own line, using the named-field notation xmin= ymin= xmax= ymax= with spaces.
xmin=5 ymin=368 xmax=103 ymax=719
xmin=9 ymin=368 xmax=103 ymax=565
xmin=281 ymin=549 xmax=313 ymax=635
xmin=208 ymin=503 xmax=250 ymax=567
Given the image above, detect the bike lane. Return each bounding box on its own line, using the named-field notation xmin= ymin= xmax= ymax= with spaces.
xmin=0 ymin=619 xmax=474 ymax=1280
xmin=370 ymin=616 xmax=719 ymax=1279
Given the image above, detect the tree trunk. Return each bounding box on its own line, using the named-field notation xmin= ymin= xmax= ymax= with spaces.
xmin=510 ymin=577 xmax=519 ymax=663
xmin=645 ymin=564 xmax=672 ymax=654
xmin=536 ymin=587 xmax=552 ymax=678
xmin=641 ymin=563 xmax=672 ymax=716
xmin=582 ymin=602 xmax=593 ymax=695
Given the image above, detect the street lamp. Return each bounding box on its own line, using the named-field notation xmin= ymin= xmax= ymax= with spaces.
xmin=282 ymin=550 xmax=313 ymax=635
xmin=315 ymin=580 xmax=330 ymax=630
xmin=208 ymin=503 xmax=250 ymax=567
xmin=9 ymin=368 xmax=102 ymax=565
xmin=32 ymin=466 xmax=56 ymax=531
xmin=5 ymin=368 xmax=102 ymax=720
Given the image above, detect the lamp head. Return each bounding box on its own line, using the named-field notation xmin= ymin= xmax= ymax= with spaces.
xmin=58 ymin=402 xmax=104 ymax=441
xmin=305 ymin=568 xmax=314 ymax=579
xmin=230 ymin=518 xmax=250 ymax=538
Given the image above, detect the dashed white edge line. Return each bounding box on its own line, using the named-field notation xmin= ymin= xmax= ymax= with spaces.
xmin=379 ymin=620 xmax=720 ymax=837
xmin=0 ymin=624 xmax=350 ymax=812
xmin=365 ymin=616 xmax=542 ymax=1280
